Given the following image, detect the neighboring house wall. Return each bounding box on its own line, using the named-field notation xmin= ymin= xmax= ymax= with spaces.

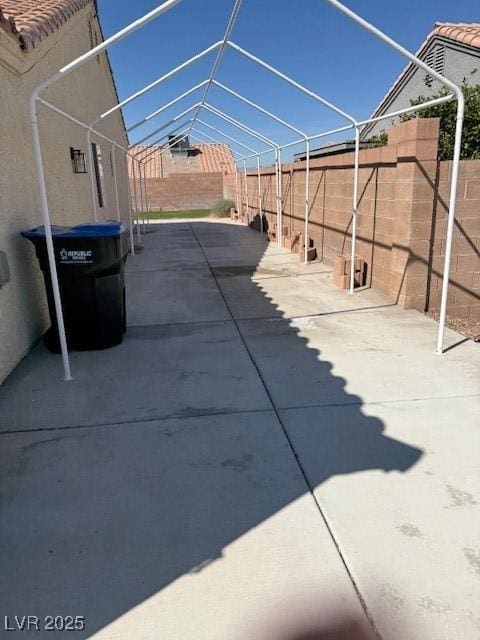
xmin=240 ymin=117 xmax=480 ymax=322
xmin=362 ymin=36 xmax=480 ymax=139
xmin=0 ymin=5 xmax=130 ymax=383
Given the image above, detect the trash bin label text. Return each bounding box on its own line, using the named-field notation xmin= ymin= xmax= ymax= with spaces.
xmin=59 ymin=248 xmax=93 ymax=264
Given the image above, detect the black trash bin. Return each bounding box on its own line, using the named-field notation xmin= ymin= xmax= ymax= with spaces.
xmin=22 ymin=221 xmax=128 ymax=353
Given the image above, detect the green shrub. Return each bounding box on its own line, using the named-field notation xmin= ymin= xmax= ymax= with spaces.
xmin=211 ymin=198 xmax=235 ymax=217
xmin=401 ymin=82 xmax=480 ymax=160
xmin=365 ymin=82 xmax=480 ymax=160
xmin=366 ymin=131 xmax=388 ymax=147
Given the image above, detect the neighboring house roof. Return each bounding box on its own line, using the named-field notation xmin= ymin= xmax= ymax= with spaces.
xmin=130 ymin=143 xmax=235 ymax=179
xmin=434 ymin=22 xmax=480 ymax=48
xmin=0 ymin=0 xmax=93 ymax=50
xmin=195 ymin=143 xmax=236 ymax=174
xmin=361 ymin=22 xmax=480 ymax=139
xmin=294 ymin=140 xmax=377 ymax=162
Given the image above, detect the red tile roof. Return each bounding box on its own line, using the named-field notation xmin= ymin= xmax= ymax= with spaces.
xmin=129 ymin=143 xmax=235 ymax=179
xmin=0 ymin=0 xmax=93 ymax=50
xmin=195 ymin=143 xmax=236 ymax=174
xmin=434 ymin=22 xmax=480 ymax=48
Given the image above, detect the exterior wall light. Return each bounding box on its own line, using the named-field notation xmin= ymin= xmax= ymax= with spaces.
xmin=70 ymin=147 xmax=88 ymax=173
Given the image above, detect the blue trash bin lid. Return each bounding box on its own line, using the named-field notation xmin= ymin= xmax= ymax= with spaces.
xmin=22 ymin=221 xmax=125 ymax=239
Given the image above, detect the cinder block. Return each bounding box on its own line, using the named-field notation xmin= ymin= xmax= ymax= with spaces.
xmin=332 ymin=255 xmax=363 ymax=276
xmin=332 ymin=272 xmax=350 ymax=289
xmin=332 ymin=255 xmax=367 ymax=289
xmin=294 ymin=234 xmax=304 ymax=255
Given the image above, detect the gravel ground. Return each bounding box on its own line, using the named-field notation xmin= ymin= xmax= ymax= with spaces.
xmin=426 ymin=311 xmax=480 ymax=342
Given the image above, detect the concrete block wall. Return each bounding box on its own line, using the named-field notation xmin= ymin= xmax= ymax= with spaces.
xmin=238 ymin=117 xmax=480 ymax=321
xmin=137 ymin=172 xmax=224 ymax=211
xmin=428 ymin=160 xmax=480 ymax=320
xmin=223 ymin=173 xmax=238 ymax=204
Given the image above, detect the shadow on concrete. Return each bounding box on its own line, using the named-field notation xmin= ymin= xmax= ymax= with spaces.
xmin=0 ymin=221 xmax=422 ymax=638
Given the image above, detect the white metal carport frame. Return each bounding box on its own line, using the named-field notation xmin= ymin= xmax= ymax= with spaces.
xmin=133 ymin=130 xmax=245 ymax=226
xmin=29 ymin=0 xmax=464 ymax=380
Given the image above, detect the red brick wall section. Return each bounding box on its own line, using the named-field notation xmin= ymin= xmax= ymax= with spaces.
xmin=240 ymin=117 xmax=480 ymax=322
xmin=131 ymin=172 xmax=224 ymax=212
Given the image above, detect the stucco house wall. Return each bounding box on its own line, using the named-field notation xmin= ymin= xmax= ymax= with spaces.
xmin=362 ymin=34 xmax=480 ymax=140
xmin=0 ymin=4 xmax=130 ymax=383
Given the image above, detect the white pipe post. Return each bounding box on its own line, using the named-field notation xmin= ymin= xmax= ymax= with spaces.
xmin=349 ymin=127 xmax=360 ymax=294
xmin=124 ymin=153 xmax=135 ymax=255
xmin=436 ymin=95 xmax=465 ymax=353
xmin=132 ymin=159 xmax=141 ymax=243
xmin=138 ymin=160 xmax=145 ymax=234
xmin=235 ymin=165 xmax=240 ymax=218
xmin=140 ymin=162 xmax=148 ymax=234
xmin=131 ymin=156 xmax=139 ymax=215
xmin=111 ymin=143 xmax=121 ymax=221
xmin=257 ymin=155 xmax=263 ymax=234
xmin=304 ymin=139 xmax=310 ymax=263
xmin=274 ymin=149 xmax=280 ymax=245
xmin=139 ymin=160 xmax=145 ymax=234
xmin=142 ymin=160 xmax=151 ymax=233
xmin=87 ymin=129 xmax=98 ymax=222
xmin=29 ymin=93 xmax=72 ymax=381
xmin=243 ymin=160 xmax=249 ymax=223
xmin=138 ymin=158 xmax=144 ymax=232
xmin=136 ymin=157 xmax=143 ymax=234
xmin=277 ymin=148 xmax=283 ymax=248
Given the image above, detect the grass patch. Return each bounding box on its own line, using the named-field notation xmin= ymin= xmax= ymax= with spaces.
xmin=136 ymin=209 xmax=212 ymax=220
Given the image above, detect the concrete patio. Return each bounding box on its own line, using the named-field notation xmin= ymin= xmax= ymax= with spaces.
xmin=0 ymin=219 xmax=479 ymax=640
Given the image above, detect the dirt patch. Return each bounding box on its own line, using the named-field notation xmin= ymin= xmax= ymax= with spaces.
xmin=426 ymin=311 xmax=480 ymax=342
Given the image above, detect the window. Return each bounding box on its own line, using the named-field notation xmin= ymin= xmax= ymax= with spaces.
xmin=91 ymin=142 xmax=106 ymax=208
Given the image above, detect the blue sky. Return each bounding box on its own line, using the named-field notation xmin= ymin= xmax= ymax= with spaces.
xmin=97 ymin=0 xmax=480 ymax=162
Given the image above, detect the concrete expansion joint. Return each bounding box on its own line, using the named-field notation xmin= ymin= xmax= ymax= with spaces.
xmin=186 ymin=222 xmax=380 ymax=639
xmin=127 ymin=317 xmax=232 ymax=330
xmin=0 ymin=407 xmax=277 ymax=437
xmin=278 ymin=392 xmax=480 ymax=413
xmin=236 ymin=304 xmax=396 ymax=324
